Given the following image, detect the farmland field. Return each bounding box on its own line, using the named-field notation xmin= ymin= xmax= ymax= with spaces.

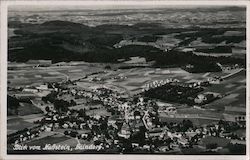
xmin=18 ymin=103 xmax=43 ymax=116
xmin=8 ymin=63 xmax=105 ymax=87
xmin=200 ymin=136 xmax=231 ymax=147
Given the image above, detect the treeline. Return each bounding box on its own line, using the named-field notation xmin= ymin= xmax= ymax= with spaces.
xmin=196 ymin=46 xmax=232 ymax=53
xmin=174 ymin=28 xmax=246 ymax=44
xmin=182 ymin=62 xmax=222 ymax=73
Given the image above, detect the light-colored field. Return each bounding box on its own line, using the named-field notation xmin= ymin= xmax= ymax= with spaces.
xmin=200 ymin=136 xmax=231 ymax=147
xmin=79 ymin=67 xmax=208 ymax=95
xmin=202 ymin=69 xmax=246 ymax=112
xmin=7 ymin=114 xmax=44 ymax=135
xmin=8 ymin=62 xmax=213 ymax=89
xmin=7 ymin=118 xmax=34 ymax=134
xmin=86 ymin=107 xmax=111 ymax=117
xmin=8 ymin=63 xmax=105 ymax=87
xmin=159 ymin=115 xmax=219 ymax=126
xmin=177 ymin=108 xmax=223 ymax=118
xmin=69 ymin=104 xmax=102 ymax=111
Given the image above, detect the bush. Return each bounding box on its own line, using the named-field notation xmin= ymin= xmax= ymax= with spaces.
xmin=64 ymin=130 xmax=69 ymax=135
xmin=104 ymin=65 xmax=111 ymax=69
xmin=206 ymin=143 xmax=218 ymax=149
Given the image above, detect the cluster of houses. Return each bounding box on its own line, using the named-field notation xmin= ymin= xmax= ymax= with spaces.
xmin=207 ymin=76 xmax=223 ymax=84
xmin=142 ymin=78 xmax=179 ymax=92
xmin=56 ymin=85 xmax=245 ymax=151
xmin=221 ymin=64 xmax=241 ymax=71
xmin=87 ymin=74 xmax=127 ymax=83
xmin=26 ymin=60 xmax=52 ymax=68
xmin=194 ymin=92 xmax=221 ymax=104
xmin=7 ymin=75 xmax=246 ymax=153
xmin=8 ymin=83 xmax=59 ymax=102
xmin=22 ymin=84 xmax=55 ymax=93
xmin=7 ymin=126 xmax=42 ymax=145
xmin=142 ymin=78 xmax=213 ymax=94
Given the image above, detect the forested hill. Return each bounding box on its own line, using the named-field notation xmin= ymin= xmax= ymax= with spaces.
xmin=8 ymin=20 xmax=245 ymax=70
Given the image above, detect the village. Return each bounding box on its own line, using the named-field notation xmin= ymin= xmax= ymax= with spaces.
xmin=7 ymin=63 xmax=246 ymax=154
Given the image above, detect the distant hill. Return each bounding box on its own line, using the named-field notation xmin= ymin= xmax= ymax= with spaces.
xmin=8 ymin=20 xmax=246 ymax=72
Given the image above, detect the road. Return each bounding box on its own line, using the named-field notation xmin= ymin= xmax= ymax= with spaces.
xmin=159 ymin=113 xmax=221 ymax=121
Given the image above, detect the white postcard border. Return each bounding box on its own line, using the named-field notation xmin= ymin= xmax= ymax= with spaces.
xmin=1 ymin=1 xmax=249 ymax=160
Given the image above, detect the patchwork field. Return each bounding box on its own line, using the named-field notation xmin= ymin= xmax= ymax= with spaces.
xmin=8 ymin=62 xmax=246 ymax=135
xmin=7 ymin=113 xmax=43 ymax=134
xmin=78 ymin=67 xmax=211 ymax=95
xmin=203 ymin=70 xmax=246 ymax=112
xmin=200 ymin=136 xmax=231 ymax=147
xmin=8 ymin=63 xmax=105 ymax=87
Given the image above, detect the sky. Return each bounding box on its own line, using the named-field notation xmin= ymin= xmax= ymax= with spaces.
xmin=9 ymin=5 xmax=242 ymax=12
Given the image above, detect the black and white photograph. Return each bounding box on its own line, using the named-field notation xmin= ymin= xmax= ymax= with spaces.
xmin=1 ymin=1 xmax=248 ymax=158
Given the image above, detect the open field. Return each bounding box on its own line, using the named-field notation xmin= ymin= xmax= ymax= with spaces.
xmin=18 ymin=103 xmax=43 ymax=116
xmin=177 ymin=108 xmax=224 ymax=118
xmin=86 ymin=107 xmax=111 ymax=117
xmin=202 ymin=70 xmax=246 ymax=112
xmin=7 ymin=114 xmax=43 ymax=135
xmin=69 ymin=104 xmax=103 ymax=111
xmin=199 ymin=136 xmax=231 ymax=147
xmin=8 ymin=62 xmax=105 ymax=87
xmin=76 ymin=67 xmax=209 ymax=96
xmin=8 ymin=61 xmax=245 ymax=96
xmin=159 ymin=115 xmax=219 ymax=126
xmin=7 ymin=118 xmax=34 ymax=134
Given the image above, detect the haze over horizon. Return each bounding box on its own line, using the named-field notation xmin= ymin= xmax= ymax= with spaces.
xmin=9 ymin=5 xmax=245 ymax=12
